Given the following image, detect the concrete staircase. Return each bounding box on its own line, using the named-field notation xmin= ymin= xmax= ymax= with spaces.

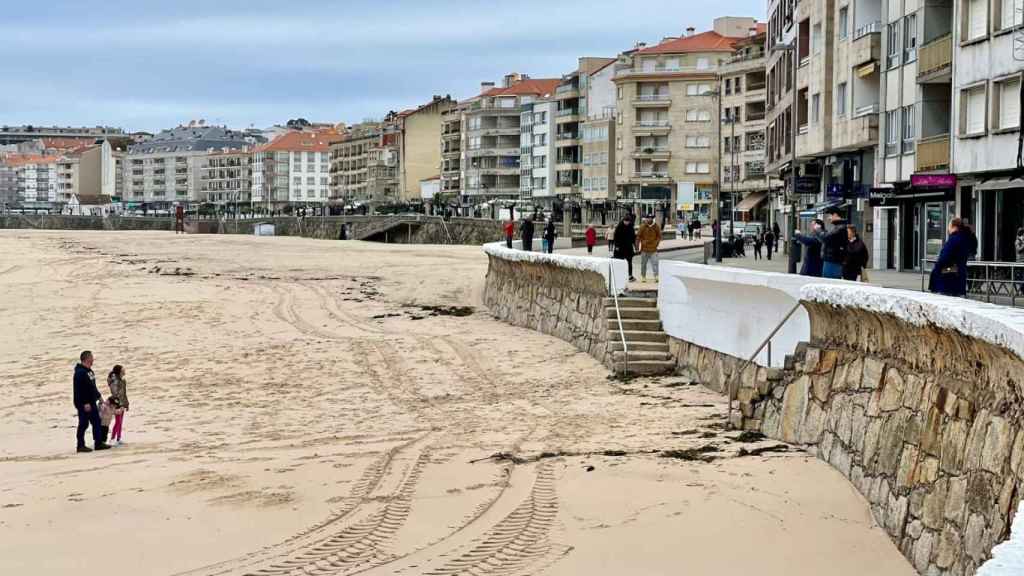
xmin=605 ymin=291 xmax=676 ymax=377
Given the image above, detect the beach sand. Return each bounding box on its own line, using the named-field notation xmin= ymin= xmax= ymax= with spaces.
xmin=0 ymin=230 xmax=916 ymax=576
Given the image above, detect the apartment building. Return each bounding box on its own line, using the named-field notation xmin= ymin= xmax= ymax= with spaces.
xmin=3 ymin=155 xmax=59 ymax=205
xmin=949 ymin=0 xmax=1024 ymax=263
xmin=439 ymin=106 xmax=462 ymax=203
xmin=252 ymin=128 xmax=337 ymax=208
xmin=396 ymin=96 xmax=455 ymax=203
xmin=581 ymin=58 xmax=618 ymax=224
xmin=519 ymin=99 xmax=557 ymax=212
xmin=126 ymin=126 xmax=249 ymax=207
xmin=718 ymin=30 xmax=777 ymax=223
xmin=866 ymin=0 xmax=956 ymax=271
xmin=614 ymin=17 xmax=760 ymax=223
xmin=329 ymin=120 xmax=400 ymax=208
xmin=0 ymin=125 xmax=124 ymax=146
xmin=459 ymin=74 xmax=560 ymax=215
xmin=202 ymin=149 xmax=253 ymax=205
xmin=54 ymin=140 xmax=119 ymax=205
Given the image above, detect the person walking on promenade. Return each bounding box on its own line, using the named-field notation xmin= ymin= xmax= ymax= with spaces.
xmin=519 ymin=217 xmax=535 ymax=252
xmin=795 ymin=219 xmax=825 ymax=277
xmin=637 ymin=215 xmax=662 ymax=282
xmin=844 ymin=225 xmax=870 ymax=281
xmin=772 ymin=221 xmax=781 ymax=253
xmin=73 ymin=351 xmax=109 ymax=453
xmin=929 ymin=218 xmax=971 ymax=297
xmin=585 ymin=224 xmax=597 ymax=254
xmin=108 ymin=365 xmax=129 ymax=445
xmin=543 ymin=219 xmax=556 ymax=254
xmin=753 ymin=232 xmax=763 ymax=260
xmin=503 ymin=218 xmax=515 ymax=249
xmin=764 ymin=229 xmax=775 ymax=261
xmin=605 ymin=225 xmax=615 ymax=254
xmin=614 ymin=215 xmax=637 ymax=282
xmin=821 ymin=208 xmax=848 ymax=279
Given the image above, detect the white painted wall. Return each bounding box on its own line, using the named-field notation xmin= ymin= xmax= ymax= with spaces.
xmin=587 ymin=63 xmax=617 ymax=119
xmin=657 ymin=261 xmax=850 ymax=367
xmin=484 ymin=242 xmax=628 ymax=293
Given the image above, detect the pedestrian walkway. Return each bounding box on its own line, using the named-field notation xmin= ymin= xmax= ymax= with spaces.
xmin=558 ymin=237 xmax=705 ymax=258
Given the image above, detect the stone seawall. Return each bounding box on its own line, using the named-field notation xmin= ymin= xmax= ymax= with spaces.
xmin=669 ymin=290 xmax=1024 ymax=576
xmin=482 ymin=244 xmax=626 ymax=367
xmin=0 ymin=215 xmax=504 ymax=245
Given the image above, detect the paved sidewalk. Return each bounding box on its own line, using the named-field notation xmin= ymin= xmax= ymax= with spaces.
xmin=557 ymin=237 xmax=706 ymax=258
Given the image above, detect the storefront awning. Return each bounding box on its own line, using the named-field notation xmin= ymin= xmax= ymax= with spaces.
xmin=976 ymin=177 xmax=1024 ymax=191
xmin=735 ymin=191 xmax=769 ymax=212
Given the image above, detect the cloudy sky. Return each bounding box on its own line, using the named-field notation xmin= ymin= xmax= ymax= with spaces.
xmin=1 ymin=0 xmax=763 ymax=132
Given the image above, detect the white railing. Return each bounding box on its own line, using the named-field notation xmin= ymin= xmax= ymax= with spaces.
xmin=608 ymin=262 xmax=629 ymax=378
xmin=636 ymin=120 xmax=671 ymax=128
xmin=637 ymin=94 xmax=671 ymax=102
xmin=853 ymin=103 xmax=879 ymax=117
xmin=854 ymin=20 xmax=882 ymax=39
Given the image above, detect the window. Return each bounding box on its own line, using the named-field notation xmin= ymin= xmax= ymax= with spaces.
xmin=293 ymin=176 xmax=302 ymax=186
xmin=725 ymin=78 xmax=732 ymax=95
xmin=735 ymin=76 xmax=743 ymax=93
xmin=812 ymin=23 xmax=822 ymax=54
xmin=617 ymin=86 xmax=623 ymax=100
xmin=998 ymin=0 xmax=1024 ymax=30
xmin=965 ymin=0 xmax=989 ymax=41
xmin=886 ymin=109 xmax=900 ymax=155
xmin=685 ymin=162 xmax=710 ymax=174
xmin=839 ymin=6 xmax=849 ymax=40
xmin=836 ymin=82 xmax=847 ymax=116
xmin=961 ymin=85 xmax=987 ymax=135
xmin=687 ymin=83 xmax=712 ymax=96
xmin=617 ymin=161 xmax=622 ymax=175
xmin=798 ymin=18 xmax=810 ymax=62
xmin=686 ymin=109 xmax=712 ymax=122
xmin=995 ymin=77 xmax=1021 ymax=130
xmin=696 ymin=57 xmax=710 ymax=70
xmin=812 ymin=93 xmax=821 ymax=124
xmin=902 ymin=104 xmax=915 ymax=152
xmin=887 ymin=21 xmax=900 ymax=68
xmin=686 ymin=135 xmax=710 ymax=148
xmin=307 ymin=176 xmax=316 ymax=185
xmin=642 ymin=58 xmax=657 ymax=72
xmin=904 ymin=13 xmax=917 ymax=62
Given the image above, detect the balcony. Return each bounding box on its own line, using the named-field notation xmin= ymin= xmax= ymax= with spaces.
xmin=632 ymin=147 xmax=672 ymax=160
xmin=554 ymin=85 xmax=580 ymax=100
xmin=851 ymin=28 xmax=881 ymax=67
xmin=918 ymin=35 xmax=952 ymax=83
xmin=633 ymin=171 xmax=671 ymax=183
xmin=616 ymin=64 xmax=712 ymax=79
xmin=555 ymin=161 xmax=582 ymax=171
xmin=633 ymin=94 xmax=672 ymax=107
xmin=465 ymin=147 xmax=518 ymax=158
xmin=555 ymin=135 xmax=580 ymax=147
xmin=854 ymin=20 xmax=881 ymax=41
xmin=632 ymin=121 xmax=671 ymax=135
xmin=916 ymin=134 xmax=950 ymax=172
xmin=470 ymin=126 xmax=519 ymax=137
xmin=836 ymin=111 xmax=879 ymax=150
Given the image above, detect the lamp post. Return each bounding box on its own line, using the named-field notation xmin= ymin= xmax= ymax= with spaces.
xmin=706 ymin=87 xmax=725 ymax=262
xmin=770 ymin=39 xmax=799 ymax=273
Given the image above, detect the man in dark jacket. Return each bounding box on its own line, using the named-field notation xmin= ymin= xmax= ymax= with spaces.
xmin=613 ymin=215 xmax=637 ymax=281
xmin=929 ymin=218 xmax=971 ymax=297
xmin=843 ymin=225 xmax=870 ymax=281
xmin=772 ymin=221 xmax=781 ymax=252
xmin=821 ymin=208 xmax=848 ymax=279
xmin=795 ymin=219 xmax=825 ymax=277
xmin=73 ymin=350 xmax=109 ymax=453
xmin=519 ymin=217 xmax=535 ymax=252
xmin=543 ymin=219 xmax=557 ymax=254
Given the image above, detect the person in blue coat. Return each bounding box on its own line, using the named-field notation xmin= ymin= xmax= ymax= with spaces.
xmin=794 ymin=219 xmax=825 ymax=277
xmin=929 ymin=218 xmax=971 ymax=297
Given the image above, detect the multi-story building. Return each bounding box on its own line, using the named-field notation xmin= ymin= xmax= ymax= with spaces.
xmin=439 ymin=106 xmax=463 ymax=204
xmin=329 ymin=121 xmax=400 ymax=208
xmin=459 ymin=74 xmax=561 ymax=215
xmin=1 ymin=155 xmax=59 ymax=206
xmin=519 ymin=99 xmax=557 ymax=213
xmin=252 ymin=128 xmax=337 ymax=209
xmin=396 ymin=96 xmax=456 ymax=203
xmin=718 ymin=30 xmax=777 ymax=223
xmin=126 ymin=126 xmax=249 ymax=207
xmin=202 ymin=149 xmax=253 ymax=205
xmin=0 ymin=125 xmax=124 ymax=146
xmin=614 ymin=17 xmax=760 ymax=223
xmin=581 ymin=58 xmax=619 ymax=224
xmin=54 ymin=140 xmax=119 ymax=205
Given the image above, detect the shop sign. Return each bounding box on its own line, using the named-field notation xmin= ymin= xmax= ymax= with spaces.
xmin=910 ymin=173 xmax=956 ymax=189
xmin=795 ymin=176 xmax=820 ymax=194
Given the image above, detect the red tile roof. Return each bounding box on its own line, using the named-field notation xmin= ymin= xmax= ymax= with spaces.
xmin=481 ymin=78 xmax=561 ymax=98
xmin=638 ymin=27 xmax=764 ymax=55
xmin=41 ymin=137 xmax=95 ymax=150
xmin=2 ymin=154 xmax=60 ymax=167
xmin=258 ymin=128 xmax=341 ymax=153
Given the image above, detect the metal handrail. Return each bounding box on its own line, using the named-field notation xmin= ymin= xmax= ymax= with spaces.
xmin=726 ymin=301 xmax=804 ymax=427
xmin=921 ymin=258 xmax=1024 ymax=306
xmin=608 ymin=261 xmax=629 ymax=378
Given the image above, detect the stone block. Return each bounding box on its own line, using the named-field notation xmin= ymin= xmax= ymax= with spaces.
xmin=943 ymin=391 xmax=960 ymax=417
xmin=832 ymin=362 xmax=849 ymax=392
xmin=817 ymin=349 xmax=839 ymax=375
xmin=966 ymin=472 xmax=995 ymax=516
xmin=897 ymin=444 xmax=920 ymax=489
xmin=965 ymin=410 xmax=991 ymax=471
xmin=1011 ymin=430 xmax=1024 ymax=478
xmin=880 ymin=368 xmax=905 ymax=412
xmin=914 ymin=530 xmax=935 ymax=574
xmin=878 ymin=413 xmax=909 ymax=473
xmin=862 ymin=357 xmax=886 ymax=390
xmin=908 ymin=519 xmax=924 ymax=539
xmin=918 ymin=457 xmax=939 ymax=485
xmin=779 ymin=375 xmax=809 ymax=443
xmin=922 ymin=408 xmax=946 ymax=459
xmin=742 ymin=417 xmax=762 ymax=431
xmin=864 ymin=418 xmax=884 ymax=470
xmin=964 ymin=513 xmax=987 ymax=562
xmin=845 ymin=357 xmax=864 ymax=390
xmin=935 ymin=526 xmax=961 ymax=569
xmin=957 ymin=399 xmax=974 ymax=421
xmin=902 ymin=374 xmax=925 ymax=410
xmin=922 ymin=479 xmax=948 ymax=530
xmin=851 ymin=406 xmax=868 ymax=455
xmin=886 ymin=493 xmax=910 ymax=539
xmin=801 ymin=400 xmax=827 ymax=445
xmin=811 ymin=374 xmax=833 ymax=403
xmin=804 ymin=347 xmax=821 ymax=373
xmin=945 ymin=476 xmax=967 ymax=525
xmin=981 ymin=416 xmax=1013 ymax=474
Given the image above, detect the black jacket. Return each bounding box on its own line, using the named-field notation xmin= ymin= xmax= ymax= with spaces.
xmin=73 ymin=363 xmax=100 ymax=410
xmin=613 ymin=221 xmax=636 ymax=256
xmin=822 ymin=220 xmax=848 ymax=264
xmin=543 ymin=222 xmax=556 ymax=242
xmin=843 ymin=238 xmax=869 ymax=280
xmin=520 ymin=219 xmax=535 ymax=240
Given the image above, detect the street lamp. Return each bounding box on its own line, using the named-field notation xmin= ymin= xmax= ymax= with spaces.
xmin=705 ymin=88 xmax=725 ymax=262
xmin=769 ymin=39 xmax=800 ymax=274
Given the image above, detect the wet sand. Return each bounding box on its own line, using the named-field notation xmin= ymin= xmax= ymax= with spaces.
xmin=0 ymin=230 xmax=916 ymax=576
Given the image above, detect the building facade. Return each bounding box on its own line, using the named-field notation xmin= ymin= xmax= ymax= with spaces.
xmin=519 ymin=99 xmax=558 ymax=214
xmin=581 ymin=59 xmax=619 ymax=224
xmin=397 ymin=96 xmax=455 ymax=203
xmin=328 ymin=121 xmax=400 ymax=208
xmin=252 ymin=128 xmax=337 ymax=208
xmin=202 ymin=149 xmax=253 ymax=205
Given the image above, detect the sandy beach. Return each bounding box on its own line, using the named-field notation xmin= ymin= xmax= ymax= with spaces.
xmin=0 ymin=230 xmax=916 ymax=576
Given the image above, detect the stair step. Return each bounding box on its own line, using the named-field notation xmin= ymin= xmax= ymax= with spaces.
xmin=613 ymin=360 xmax=676 ymax=376
xmin=605 ymin=307 xmax=660 ymax=320
xmin=608 ymin=330 xmax=669 ymax=343
xmin=608 ymin=341 xmax=670 ymax=353
xmin=612 ymin=351 xmax=672 ymax=362
xmin=603 ymin=297 xmax=657 ymax=308
xmin=608 ymin=319 xmax=663 ymax=332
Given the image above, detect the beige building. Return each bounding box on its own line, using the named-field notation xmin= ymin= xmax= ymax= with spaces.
xmin=614 ymin=17 xmax=760 ymax=222
xmin=396 ymin=96 xmax=455 ymax=203
xmin=201 ymin=149 xmax=253 ymax=205
xmin=55 ymin=140 xmax=119 ymax=205
xmin=718 ymin=31 xmax=778 ymax=222
xmin=439 ymin=106 xmax=462 ymax=204
xmin=329 ymin=121 xmax=399 ymax=208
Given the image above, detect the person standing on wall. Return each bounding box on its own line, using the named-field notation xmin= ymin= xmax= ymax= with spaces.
xmin=821 ymin=207 xmax=848 ymax=279
xmin=843 ymin=225 xmax=870 ymax=281
xmin=637 ymin=215 xmax=662 ymax=282
xmin=543 ymin=218 xmax=556 ymax=254
xmin=73 ymin=351 xmax=110 ymax=453
xmin=795 ymin=219 xmax=825 ymax=277
xmin=929 ymin=218 xmax=971 ymax=297
xmin=503 ymin=218 xmax=515 ymax=249
xmin=519 ymin=217 xmax=534 ymax=252
xmin=585 ymin=224 xmax=597 ymax=254
xmin=613 ymin=215 xmax=637 ymax=282
xmin=764 ymin=229 xmax=775 ymax=261
xmin=772 ymin=221 xmax=781 ymax=253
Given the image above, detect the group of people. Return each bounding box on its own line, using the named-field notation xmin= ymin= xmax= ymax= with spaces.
xmin=789 ymin=207 xmax=869 ymax=281
xmin=675 ymin=219 xmax=703 ymax=241
xmin=73 ymin=350 xmax=130 ymax=453
xmin=609 ymin=214 xmax=662 ymax=282
xmin=505 ymin=216 xmax=560 ymax=254
xmin=751 ymin=224 xmax=779 ymax=261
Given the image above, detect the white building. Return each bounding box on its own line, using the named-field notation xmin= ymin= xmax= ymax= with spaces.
xmin=520 ymin=99 xmax=558 ymax=212
xmin=252 ymin=128 xmax=339 ymax=207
